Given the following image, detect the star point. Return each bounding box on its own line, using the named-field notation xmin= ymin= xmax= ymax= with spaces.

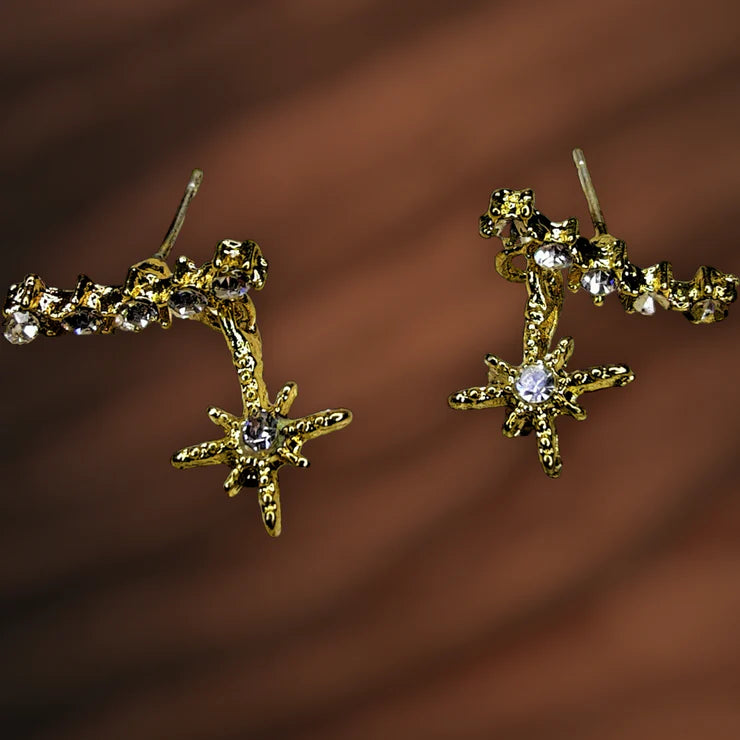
xmin=172 ymin=303 xmax=352 ymax=536
xmin=173 ymin=396 xmax=352 ymax=536
xmin=450 ymin=336 xmax=633 ymax=478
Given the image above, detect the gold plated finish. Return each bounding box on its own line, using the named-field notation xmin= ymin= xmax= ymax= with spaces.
xmin=171 ymin=302 xmax=351 ymax=537
xmin=451 ymin=150 xmax=738 ymax=477
xmin=2 ymin=171 xmax=352 ymax=536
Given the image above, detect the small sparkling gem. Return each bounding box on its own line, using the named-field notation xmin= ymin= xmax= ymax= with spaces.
xmin=119 ymin=300 xmax=158 ymax=331
xmin=633 ymin=292 xmax=669 ymax=316
xmin=581 ymin=269 xmax=616 ymax=296
xmin=3 ymin=311 xmax=40 ymax=345
xmin=62 ymin=307 xmax=99 ymax=335
xmin=533 ymin=242 xmax=572 ymax=269
xmin=212 ymin=272 xmax=250 ymax=300
xmin=691 ymin=298 xmax=725 ymax=323
xmin=493 ymin=217 xmax=523 ymax=238
xmin=515 ymin=362 xmax=556 ymax=404
xmin=169 ymin=288 xmax=208 ymax=318
xmin=242 ymin=410 xmax=279 ymax=451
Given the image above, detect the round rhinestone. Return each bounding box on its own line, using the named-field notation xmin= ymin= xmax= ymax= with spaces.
xmin=3 ymin=311 xmax=40 ymax=345
xmin=169 ymin=288 xmax=208 ymax=319
xmin=242 ymin=410 xmax=279 ymax=452
xmin=119 ymin=300 xmax=158 ymax=332
xmin=212 ymin=272 xmax=250 ymax=300
xmin=62 ymin=307 xmax=99 ymax=335
xmin=533 ymin=242 xmax=572 ymax=269
xmin=581 ymin=269 xmax=616 ymax=297
xmin=633 ymin=292 xmax=669 ymax=316
xmin=691 ymin=298 xmax=725 ymax=323
xmin=515 ymin=362 xmax=555 ymax=404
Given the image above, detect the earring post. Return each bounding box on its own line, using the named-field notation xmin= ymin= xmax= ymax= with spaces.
xmin=571 ymin=149 xmax=607 ymax=235
xmin=155 ymin=168 xmax=204 ymax=260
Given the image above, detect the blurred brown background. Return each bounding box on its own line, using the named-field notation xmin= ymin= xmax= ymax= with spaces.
xmin=1 ymin=1 xmax=740 ymax=738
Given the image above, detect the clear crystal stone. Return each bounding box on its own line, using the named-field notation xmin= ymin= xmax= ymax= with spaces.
xmin=633 ymin=292 xmax=669 ymax=316
xmin=212 ymin=272 xmax=250 ymax=300
xmin=242 ymin=410 xmax=279 ymax=451
xmin=692 ymin=298 xmax=724 ymax=323
xmin=168 ymin=288 xmax=208 ymax=318
xmin=581 ymin=269 xmax=616 ymax=296
xmin=3 ymin=311 xmax=40 ymax=344
xmin=62 ymin=307 xmax=99 ymax=335
xmin=533 ymin=242 xmax=572 ymax=269
xmin=119 ymin=300 xmax=158 ymax=331
xmin=515 ymin=362 xmax=555 ymax=404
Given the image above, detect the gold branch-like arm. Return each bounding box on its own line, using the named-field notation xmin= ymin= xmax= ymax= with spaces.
xmin=217 ymin=303 xmax=269 ymax=414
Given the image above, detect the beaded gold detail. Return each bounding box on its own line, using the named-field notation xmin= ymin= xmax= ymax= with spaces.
xmin=450 ymin=150 xmax=737 ymax=477
xmin=3 ymin=170 xmax=352 ymax=535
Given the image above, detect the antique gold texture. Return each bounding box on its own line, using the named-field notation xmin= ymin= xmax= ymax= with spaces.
xmin=452 ymin=150 xmax=737 ymax=477
xmin=480 ymin=157 xmax=738 ymax=320
xmin=2 ymin=171 xmax=352 ymax=536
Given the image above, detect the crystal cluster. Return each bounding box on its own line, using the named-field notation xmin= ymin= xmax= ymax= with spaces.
xmin=479 ymin=187 xmax=737 ymax=323
xmin=2 ymin=239 xmax=272 ymax=344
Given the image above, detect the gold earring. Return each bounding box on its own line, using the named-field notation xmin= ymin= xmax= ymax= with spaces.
xmin=2 ymin=170 xmax=352 ymax=536
xmin=449 ymin=149 xmax=737 ymax=478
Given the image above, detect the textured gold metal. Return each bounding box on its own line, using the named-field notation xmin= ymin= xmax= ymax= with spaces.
xmin=170 ymin=301 xmax=352 ymax=537
xmin=450 ymin=150 xmax=738 ymax=477
xmin=2 ymin=170 xmax=352 ymax=536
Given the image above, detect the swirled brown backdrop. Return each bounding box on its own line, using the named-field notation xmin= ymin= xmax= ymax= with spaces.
xmin=1 ymin=1 xmax=740 ymax=738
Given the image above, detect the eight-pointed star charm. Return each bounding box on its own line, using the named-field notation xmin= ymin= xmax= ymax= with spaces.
xmin=448 ymin=337 xmax=634 ymax=477
xmin=171 ymin=304 xmax=351 ymax=537
xmin=172 ymin=382 xmax=351 ymax=536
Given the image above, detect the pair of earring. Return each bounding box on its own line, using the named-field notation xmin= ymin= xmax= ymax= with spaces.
xmin=4 ymin=152 xmax=737 ymax=536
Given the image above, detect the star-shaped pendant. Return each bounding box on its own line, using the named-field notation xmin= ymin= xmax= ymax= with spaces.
xmin=172 ymin=304 xmax=352 ymax=536
xmin=449 ymin=337 xmax=633 ymax=477
xmin=1 ymin=170 xmax=353 ymax=536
